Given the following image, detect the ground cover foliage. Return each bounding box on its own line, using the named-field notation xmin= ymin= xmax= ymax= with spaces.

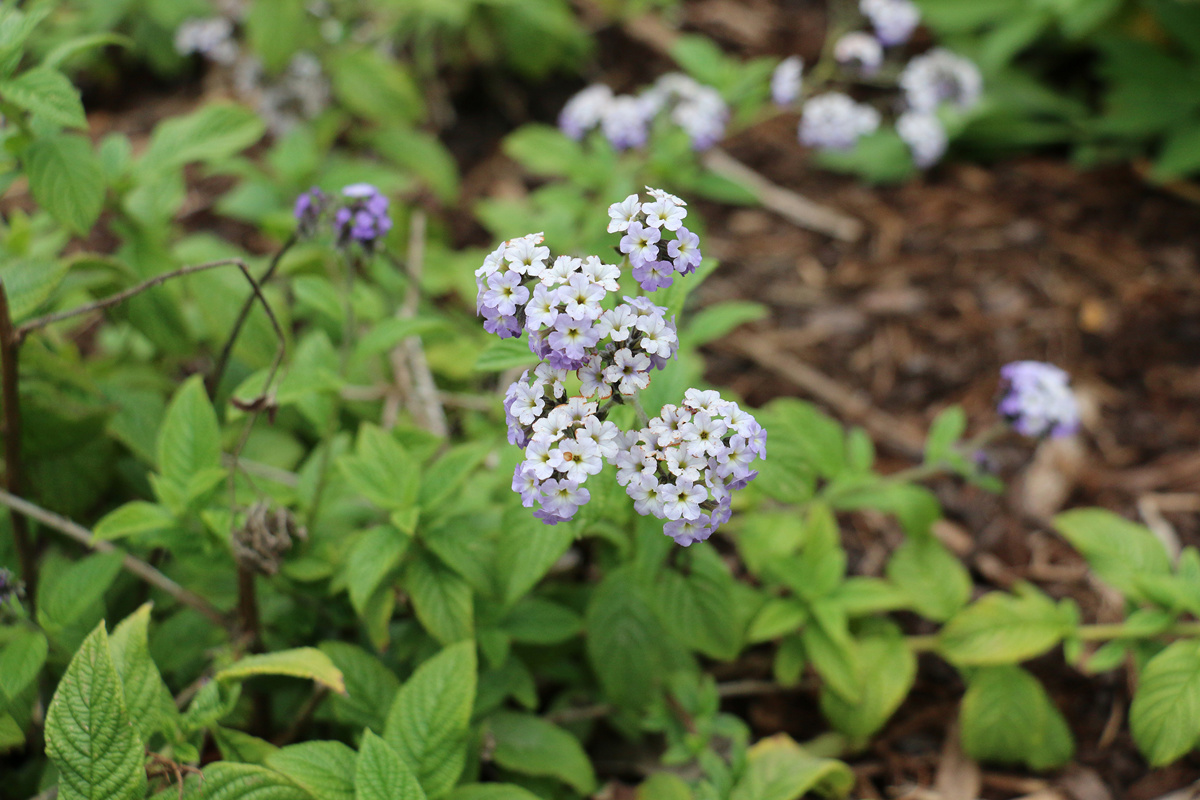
xmin=1 ymin=0 xmax=1200 ymax=798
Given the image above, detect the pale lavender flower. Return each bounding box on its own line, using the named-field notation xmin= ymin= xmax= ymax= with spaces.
xmin=860 ymin=0 xmax=920 ymax=46
xmin=835 ymin=32 xmax=884 ymax=74
xmin=559 ymin=84 xmax=614 ymax=139
xmin=998 ymin=361 xmax=1080 ymax=438
xmin=642 ymin=198 xmax=687 ymax=231
xmin=900 ymin=48 xmax=983 ymax=113
xmin=608 ymin=194 xmax=642 ymax=233
xmin=799 ymin=93 xmax=880 ymax=151
xmin=896 ymin=111 xmax=948 ymax=168
xmin=620 ymin=222 xmax=661 ymax=266
xmin=772 ymin=56 xmax=804 ymax=106
xmin=668 ymin=227 xmax=702 ymax=274
xmin=293 ymin=187 xmax=328 ymax=238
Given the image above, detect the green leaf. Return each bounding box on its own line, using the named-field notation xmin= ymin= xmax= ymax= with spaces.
xmin=653 ymin=548 xmax=741 ymax=660
xmin=216 ymin=648 xmax=347 ymax=694
xmin=1054 ymin=509 xmax=1173 ymax=601
xmin=503 ymin=125 xmax=584 ymax=178
xmin=93 ymin=501 xmax=175 ymax=542
xmin=357 ymin=730 xmax=427 ymax=800
xmin=338 ymin=424 xmax=420 ymax=513
xmin=500 ymin=597 xmax=583 ymax=645
xmin=938 ymin=585 xmax=1071 ymax=665
xmin=448 ymin=788 xmax=541 ymax=800
xmin=196 ymin=762 xmax=313 ymax=800
xmin=156 ymin=375 xmax=222 ymax=490
xmin=1130 ymin=639 xmax=1200 ymax=766
xmin=637 ymin=774 xmax=694 ymax=800
xmin=109 ymin=604 xmax=174 ymax=741
xmin=213 ymin=726 xmax=279 ymax=765
xmin=329 ymin=48 xmax=424 ymax=124
xmin=406 ymin=550 xmax=475 ymax=645
xmin=0 ymin=628 xmax=47 ymax=706
xmin=371 ymin=128 xmax=460 ymax=203
xmin=819 ymin=628 xmax=915 ymax=747
xmin=494 ymin=509 xmax=575 ymax=606
xmin=802 ymin=600 xmax=860 ymax=704
xmin=37 ymin=551 xmax=123 ymax=650
xmin=319 ymin=642 xmax=400 ymax=732
xmin=0 ymin=257 xmax=71 ymax=322
xmin=761 ymin=399 xmax=845 ymax=479
xmin=886 ymin=535 xmax=971 ymax=622
xmin=345 ymin=526 xmax=409 ymax=618
xmin=473 ymin=339 xmax=537 ymax=372
xmin=586 ymin=568 xmax=676 ymax=711
xmin=266 ymin=741 xmax=357 ymax=800
xmin=730 ymin=733 xmax=854 ymax=800
xmin=924 ymin=406 xmax=966 ymax=464
xmin=244 ymin=0 xmax=310 ymax=72
xmin=815 ymin=129 xmax=917 ymax=184
xmin=747 ymin=598 xmax=807 ymax=644
xmin=418 ymin=444 xmax=492 ymax=515
xmin=680 ymin=301 xmax=768 ymax=349
xmin=0 ymin=66 xmax=86 ymax=128
xmin=45 ymin=623 xmax=147 ymax=800
xmin=383 ymin=641 xmax=477 ymax=799
xmin=25 ymin=133 xmax=105 ymax=233
xmin=141 ymin=102 xmax=266 ymax=172
xmin=487 ymin=712 xmax=596 ymax=794
xmin=960 ymin=665 xmax=1074 ymax=770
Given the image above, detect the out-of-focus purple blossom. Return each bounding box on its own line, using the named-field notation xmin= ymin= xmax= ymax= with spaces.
xmin=600 ymin=95 xmax=652 ymax=150
xmin=175 ymin=17 xmax=238 ymax=64
xmin=334 ymin=183 xmax=392 ymax=251
xmin=835 ymin=32 xmax=884 ymax=75
xmin=799 ymin=92 xmax=880 ymax=150
xmin=998 ymin=361 xmax=1080 ymax=438
xmin=860 ymin=0 xmax=921 ymax=46
xmin=772 ymin=56 xmax=804 ymax=106
xmin=900 ymin=48 xmax=983 ymax=113
xmin=559 ymin=84 xmax=614 ymax=139
xmin=896 ymin=111 xmax=948 ymax=168
xmin=293 ymin=187 xmax=328 ymax=238
xmin=0 ymin=567 xmax=20 ymax=606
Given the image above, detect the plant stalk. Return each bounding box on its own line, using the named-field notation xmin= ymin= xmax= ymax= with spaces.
xmin=0 ymin=280 xmax=36 ymax=606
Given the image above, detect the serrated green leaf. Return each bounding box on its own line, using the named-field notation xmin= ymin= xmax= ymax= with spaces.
xmin=1054 ymin=509 xmax=1172 ymax=601
xmin=1130 ymin=639 xmax=1200 ymax=766
xmin=109 ymin=604 xmax=175 ymax=741
xmin=653 ymin=548 xmax=741 ymax=660
xmin=157 ymin=375 xmax=221 ymax=490
xmin=45 ymin=623 xmax=147 ymax=800
xmin=141 ymin=102 xmax=266 ymax=172
xmin=357 ymin=730 xmax=427 ymax=800
xmin=495 ymin=509 xmax=575 ymax=607
xmin=217 ymin=648 xmax=346 ymax=694
xmin=487 ymin=712 xmax=596 ymax=794
xmin=0 ymin=66 xmax=86 ymax=128
xmin=0 ymin=257 xmax=71 ymax=323
xmin=500 ymin=597 xmax=583 ymax=645
xmin=319 ymin=642 xmax=400 ymax=732
xmin=586 ymin=568 xmax=676 ymax=711
xmin=0 ymin=628 xmax=46 ymax=701
xmin=25 ymin=133 xmax=105 ymax=233
xmin=346 ymin=526 xmax=409 ymax=617
xmin=406 ymin=550 xmax=474 ymax=645
xmin=747 ymin=598 xmax=808 ymax=644
xmin=338 ymin=424 xmax=420 ymax=513
xmin=266 ymin=741 xmax=357 ymax=800
xmin=447 ymin=787 xmax=541 ymax=800
xmin=938 ymin=585 xmax=1070 ymax=665
xmin=418 ymin=444 xmax=492 ymax=515
xmin=37 ymin=551 xmax=123 ymax=650
xmin=960 ymin=665 xmax=1074 ymax=770
xmin=93 ymin=501 xmax=175 ymax=542
xmin=384 ymin=641 xmax=477 ymax=799
xmin=197 ymin=762 xmax=313 ymax=800
xmin=213 ymin=726 xmax=279 ymax=765
xmin=819 ymin=629 xmax=915 ymax=747
xmin=886 ymin=535 xmax=971 ymax=622
xmin=802 ymin=600 xmax=860 ymax=704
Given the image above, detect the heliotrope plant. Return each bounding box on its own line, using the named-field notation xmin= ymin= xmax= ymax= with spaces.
xmin=772 ymin=0 xmax=983 ymax=168
xmin=477 ymin=189 xmax=766 ymax=545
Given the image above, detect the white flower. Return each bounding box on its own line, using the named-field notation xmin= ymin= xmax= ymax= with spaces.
xmin=834 ymin=32 xmax=884 ymax=74
xmin=896 ymin=111 xmax=948 ymax=168
xmin=900 ymin=48 xmax=983 ymax=112
xmin=798 ymin=92 xmax=880 ymax=151
xmin=641 ymin=198 xmax=688 ymax=231
xmin=608 ymin=194 xmax=642 ymax=233
xmin=771 ymin=56 xmax=804 ymax=106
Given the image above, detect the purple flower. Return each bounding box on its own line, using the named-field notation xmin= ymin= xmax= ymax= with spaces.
xmin=998 ymin=361 xmax=1080 ymax=438
xmin=293 ymin=187 xmax=328 ymax=238
xmin=896 ymin=111 xmax=947 ymax=168
xmin=668 ymin=227 xmax=702 ymax=274
xmin=620 ymin=222 xmax=661 ymax=266
xmin=334 ymin=183 xmax=392 ymax=250
xmin=771 ymin=57 xmax=803 ymax=106
xmin=799 ymin=93 xmax=880 ymax=151
xmin=834 ymin=32 xmax=884 ymax=75
xmin=900 ymin=48 xmax=982 ymax=112
xmin=860 ymin=0 xmax=920 ymax=46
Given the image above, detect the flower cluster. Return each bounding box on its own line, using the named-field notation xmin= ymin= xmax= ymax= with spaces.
xmin=480 ymin=190 xmax=764 ymax=545
xmin=616 ymin=390 xmax=767 ymax=546
xmin=293 ymin=184 xmax=393 ymax=251
xmin=175 ymin=10 xmax=330 ymax=134
xmin=998 ymin=361 xmax=1080 ymax=439
xmin=770 ymin=0 xmax=982 ymax=167
xmin=559 ymin=73 xmax=729 ymax=152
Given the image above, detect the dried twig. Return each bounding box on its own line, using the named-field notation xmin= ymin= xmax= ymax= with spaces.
xmin=383 ymin=211 xmax=448 ymax=435
xmin=0 ymin=487 xmax=227 ymax=627
xmin=702 ymin=149 xmax=865 ymax=242
xmin=721 ymin=333 xmax=926 ymax=457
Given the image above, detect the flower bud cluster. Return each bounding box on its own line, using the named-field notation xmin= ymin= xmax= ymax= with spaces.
xmin=293 ymin=184 xmax=393 ymax=252
xmin=998 ymin=361 xmax=1080 ymax=439
xmin=481 ymin=190 xmax=765 ymax=545
xmin=559 ymin=73 xmax=729 ymax=152
xmin=769 ymin=0 xmax=982 ymax=168
xmin=616 ymin=389 xmax=766 ymax=546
